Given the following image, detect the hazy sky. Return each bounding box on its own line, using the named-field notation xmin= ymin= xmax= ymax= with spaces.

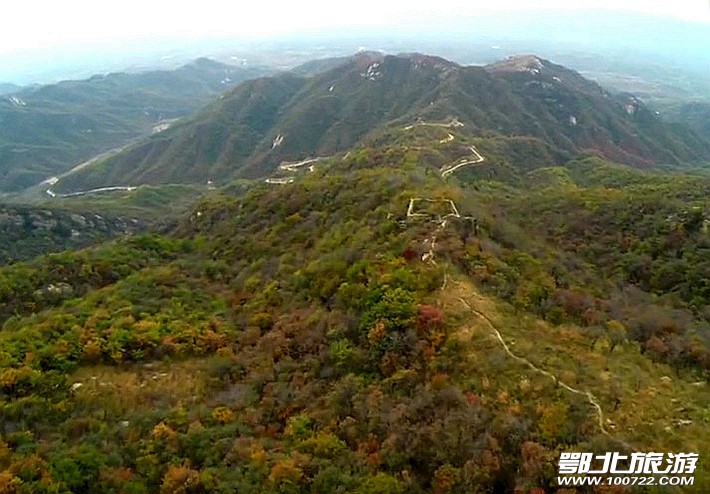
xmin=2 ymin=0 xmax=709 ymax=56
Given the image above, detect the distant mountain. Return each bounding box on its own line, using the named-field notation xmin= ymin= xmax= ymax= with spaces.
xmin=662 ymin=101 xmax=710 ymax=141
xmin=54 ymin=52 xmax=710 ymax=192
xmin=0 ymin=83 xmax=21 ymax=96
xmin=289 ymin=52 xmax=381 ymax=76
xmin=485 ymin=55 xmax=710 ymax=167
xmin=0 ymin=58 xmax=272 ymax=192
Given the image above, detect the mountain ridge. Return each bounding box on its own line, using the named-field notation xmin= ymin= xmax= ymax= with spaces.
xmin=0 ymin=58 xmax=272 ymax=192
xmin=53 ymin=51 xmax=710 ymax=193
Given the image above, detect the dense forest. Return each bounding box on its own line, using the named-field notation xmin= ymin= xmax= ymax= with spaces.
xmin=1 ymin=126 xmax=710 ymax=493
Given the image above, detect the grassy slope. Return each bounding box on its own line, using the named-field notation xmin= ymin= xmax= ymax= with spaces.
xmin=444 ymin=278 xmax=710 ymax=489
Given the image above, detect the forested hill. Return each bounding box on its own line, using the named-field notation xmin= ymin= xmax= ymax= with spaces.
xmin=53 ymin=52 xmax=710 ymax=193
xmin=0 ymin=204 xmax=145 ymax=264
xmin=2 ymin=121 xmax=710 ymax=491
xmin=0 ymin=58 xmax=271 ymax=192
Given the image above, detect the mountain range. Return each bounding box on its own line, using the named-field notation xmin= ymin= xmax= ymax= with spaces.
xmin=0 ymin=58 xmax=271 ymax=192
xmin=52 ymin=52 xmax=710 ymax=194
xmin=2 ymin=49 xmax=710 ymax=492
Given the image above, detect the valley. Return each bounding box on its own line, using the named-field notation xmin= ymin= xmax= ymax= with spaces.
xmin=0 ymin=58 xmax=272 ymax=192
xmin=37 ymin=144 xmax=132 ymax=198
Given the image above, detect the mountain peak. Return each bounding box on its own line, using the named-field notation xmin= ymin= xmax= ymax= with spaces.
xmin=350 ymin=51 xmax=459 ymax=70
xmin=486 ymin=54 xmax=548 ymax=75
xmin=399 ymin=52 xmax=460 ymax=70
xmin=53 ymin=51 xmax=710 ymax=192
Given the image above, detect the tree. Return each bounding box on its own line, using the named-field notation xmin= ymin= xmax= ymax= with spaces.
xmin=354 ymin=473 xmax=405 ymax=494
xmin=160 ymin=464 xmax=201 ymax=494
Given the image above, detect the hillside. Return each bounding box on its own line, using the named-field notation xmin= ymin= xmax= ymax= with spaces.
xmin=0 ymin=179 xmax=218 ymax=264
xmin=662 ymin=101 xmax=710 ymax=143
xmin=486 ymin=56 xmax=709 ymax=167
xmin=2 ymin=123 xmax=710 ymax=492
xmin=0 ymin=59 xmax=271 ymax=192
xmin=53 ymin=52 xmax=710 ymax=194
xmin=0 ymin=204 xmax=147 ymax=265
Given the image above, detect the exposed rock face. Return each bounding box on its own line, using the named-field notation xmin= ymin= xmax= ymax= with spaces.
xmin=0 ymin=206 xmax=146 ymax=264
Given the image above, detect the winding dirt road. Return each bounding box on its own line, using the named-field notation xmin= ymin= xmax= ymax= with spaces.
xmin=457 ymin=295 xmax=609 ymax=436
xmin=403 ymin=117 xmax=464 ymax=131
xmin=56 ymin=186 xmax=137 ymax=198
xmin=401 ymin=118 xmax=486 ymax=178
xmin=440 ymin=146 xmax=486 ymax=178
xmin=278 ymin=157 xmax=327 ymax=172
